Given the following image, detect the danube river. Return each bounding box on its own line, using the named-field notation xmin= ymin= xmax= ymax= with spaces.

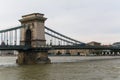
xmin=0 ymin=56 xmax=120 ymax=80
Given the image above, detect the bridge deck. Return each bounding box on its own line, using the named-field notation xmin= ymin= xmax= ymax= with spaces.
xmin=51 ymin=45 xmax=120 ymax=50
xmin=0 ymin=45 xmax=119 ymax=51
xmin=0 ymin=45 xmax=50 ymax=51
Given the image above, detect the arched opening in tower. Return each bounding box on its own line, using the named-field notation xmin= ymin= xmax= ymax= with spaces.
xmin=25 ymin=28 xmax=32 ymax=46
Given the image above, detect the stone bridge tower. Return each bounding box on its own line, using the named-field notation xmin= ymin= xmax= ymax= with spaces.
xmin=17 ymin=13 xmax=50 ymax=64
xmin=19 ymin=13 xmax=46 ymax=47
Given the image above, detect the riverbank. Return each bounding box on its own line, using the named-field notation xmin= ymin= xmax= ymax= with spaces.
xmin=0 ymin=56 xmax=120 ymax=64
xmin=49 ymin=56 xmax=120 ymax=63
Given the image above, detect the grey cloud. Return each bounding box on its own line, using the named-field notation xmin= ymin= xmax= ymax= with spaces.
xmin=0 ymin=0 xmax=120 ymax=44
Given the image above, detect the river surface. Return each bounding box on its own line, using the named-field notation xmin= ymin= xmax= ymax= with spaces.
xmin=0 ymin=56 xmax=120 ymax=80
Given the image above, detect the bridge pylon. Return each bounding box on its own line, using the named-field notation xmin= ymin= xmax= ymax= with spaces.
xmin=16 ymin=13 xmax=51 ymax=64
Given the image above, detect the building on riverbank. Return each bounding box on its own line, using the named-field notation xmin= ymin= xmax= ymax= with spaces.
xmin=0 ymin=50 xmax=17 ymax=56
xmin=87 ymin=41 xmax=101 ymax=46
xmin=112 ymin=42 xmax=120 ymax=47
xmin=48 ymin=41 xmax=102 ymax=56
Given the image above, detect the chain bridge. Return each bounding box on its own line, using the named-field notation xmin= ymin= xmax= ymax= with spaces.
xmin=0 ymin=13 xmax=119 ymax=64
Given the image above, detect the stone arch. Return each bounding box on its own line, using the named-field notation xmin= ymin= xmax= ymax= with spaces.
xmin=57 ymin=51 xmax=62 ymax=55
xmin=77 ymin=52 xmax=80 ymax=55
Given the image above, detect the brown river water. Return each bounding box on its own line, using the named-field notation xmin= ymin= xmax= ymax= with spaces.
xmin=0 ymin=56 xmax=120 ymax=80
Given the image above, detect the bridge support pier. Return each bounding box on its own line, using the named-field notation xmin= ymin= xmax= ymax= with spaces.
xmin=16 ymin=51 xmax=51 ymax=65
xmin=16 ymin=13 xmax=51 ymax=65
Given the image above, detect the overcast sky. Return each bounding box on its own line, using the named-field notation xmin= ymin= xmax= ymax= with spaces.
xmin=0 ymin=0 xmax=120 ymax=44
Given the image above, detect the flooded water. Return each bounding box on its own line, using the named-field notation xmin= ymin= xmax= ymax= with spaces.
xmin=0 ymin=56 xmax=120 ymax=80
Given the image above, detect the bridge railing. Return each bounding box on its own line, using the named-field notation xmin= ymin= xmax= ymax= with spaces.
xmin=0 ymin=25 xmax=85 ymax=47
xmin=45 ymin=26 xmax=85 ymax=46
xmin=0 ymin=26 xmax=24 ymax=46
